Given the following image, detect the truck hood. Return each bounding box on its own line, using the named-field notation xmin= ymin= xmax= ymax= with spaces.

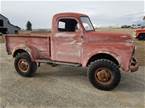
xmin=86 ymin=31 xmax=132 ymax=43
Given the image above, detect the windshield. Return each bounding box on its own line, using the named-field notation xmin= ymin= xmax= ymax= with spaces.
xmin=80 ymin=16 xmax=95 ymax=31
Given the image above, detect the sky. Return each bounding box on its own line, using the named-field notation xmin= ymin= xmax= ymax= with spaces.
xmin=1 ymin=1 xmax=145 ymax=29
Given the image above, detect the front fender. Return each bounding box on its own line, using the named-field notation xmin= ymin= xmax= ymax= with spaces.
xmin=82 ymin=44 xmax=134 ymax=72
xmin=82 ymin=50 xmax=121 ymax=67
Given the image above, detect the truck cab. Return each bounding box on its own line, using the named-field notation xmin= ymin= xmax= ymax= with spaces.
xmin=5 ymin=12 xmax=139 ymax=91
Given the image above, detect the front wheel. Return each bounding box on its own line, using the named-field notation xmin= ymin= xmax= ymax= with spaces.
xmin=88 ymin=59 xmax=121 ymax=91
xmin=14 ymin=52 xmax=37 ymax=77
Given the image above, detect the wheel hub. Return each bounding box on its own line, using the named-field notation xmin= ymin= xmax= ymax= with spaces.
xmin=18 ymin=59 xmax=29 ymax=72
xmin=95 ymin=67 xmax=111 ymax=83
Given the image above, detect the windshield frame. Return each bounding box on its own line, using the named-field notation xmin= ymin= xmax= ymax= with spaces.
xmin=80 ymin=16 xmax=95 ymax=32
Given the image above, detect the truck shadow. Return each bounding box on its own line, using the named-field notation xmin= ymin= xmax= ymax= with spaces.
xmin=35 ymin=64 xmax=144 ymax=93
xmin=35 ymin=65 xmax=87 ymax=77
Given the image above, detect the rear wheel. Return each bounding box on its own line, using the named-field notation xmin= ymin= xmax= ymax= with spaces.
xmin=88 ymin=59 xmax=121 ymax=91
xmin=14 ymin=52 xmax=37 ymax=77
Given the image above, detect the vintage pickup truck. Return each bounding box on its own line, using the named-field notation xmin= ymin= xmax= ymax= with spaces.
xmin=135 ymin=28 xmax=145 ymax=40
xmin=4 ymin=12 xmax=139 ymax=91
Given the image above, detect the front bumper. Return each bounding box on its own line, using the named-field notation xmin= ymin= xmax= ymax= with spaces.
xmin=130 ymin=58 xmax=139 ymax=72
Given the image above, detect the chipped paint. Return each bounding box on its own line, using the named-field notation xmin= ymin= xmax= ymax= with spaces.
xmin=57 ymin=50 xmax=81 ymax=57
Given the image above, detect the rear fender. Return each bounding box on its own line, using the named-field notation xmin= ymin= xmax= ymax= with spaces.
xmin=12 ymin=44 xmax=39 ymax=61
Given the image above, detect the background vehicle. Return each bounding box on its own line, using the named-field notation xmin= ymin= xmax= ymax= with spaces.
xmin=4 ymin=12 xmax=139 ymax=91
xmin=135 ymin=28 xmax=145 ymax=40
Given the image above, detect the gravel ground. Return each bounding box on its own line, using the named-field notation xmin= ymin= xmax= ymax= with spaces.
xmin=0 ymin=43 xmax=145 ymax=108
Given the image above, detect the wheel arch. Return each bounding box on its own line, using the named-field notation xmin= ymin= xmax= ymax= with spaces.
xmin=13 ymin=49 xmax=30 ymax=57
xmin=137 ymin=33 xmax=145 ymax=39
xmin=138 ymin=33 xmax=145 ymax=35
xmin=12 ymin=45 xmax=37 ymax=61
xmin=86 ymin=53 xmax=120 ymax=67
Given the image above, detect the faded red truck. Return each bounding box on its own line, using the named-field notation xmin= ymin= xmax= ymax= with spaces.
xmin=4 ymin=13 xmax=139 ymax=91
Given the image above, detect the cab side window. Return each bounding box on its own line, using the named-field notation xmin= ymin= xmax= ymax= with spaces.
xmin=58 ymin=18 xmax=78 ymax=32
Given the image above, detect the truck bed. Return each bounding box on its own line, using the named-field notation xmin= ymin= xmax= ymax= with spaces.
xmin=5 ymin=33 xmax=51 ymax=59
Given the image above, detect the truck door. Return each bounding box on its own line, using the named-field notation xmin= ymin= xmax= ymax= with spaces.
xmin=51 ymin=17 xmax=83 ymax=63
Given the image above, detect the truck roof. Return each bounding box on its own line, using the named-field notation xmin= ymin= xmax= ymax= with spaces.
xmin=53 ymin=12 xmax=87 ymax=19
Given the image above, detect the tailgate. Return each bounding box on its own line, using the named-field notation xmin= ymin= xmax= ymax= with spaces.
xmin=4 ymin=34 xmax=13 ymax=54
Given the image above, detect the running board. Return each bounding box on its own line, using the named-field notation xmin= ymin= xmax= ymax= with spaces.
xmin=36 ymin=59 xmax=81 ymax=67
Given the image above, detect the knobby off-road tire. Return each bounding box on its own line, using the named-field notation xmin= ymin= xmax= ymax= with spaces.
xmin=14 ymin=52 xmax=37 ymax=77
xmin=88 ymin=59 xmax=121 ymax=91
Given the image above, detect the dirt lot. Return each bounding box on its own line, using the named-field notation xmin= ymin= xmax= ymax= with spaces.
xmin=0 ymin=36 xmax=4 ymax=43
xmin=0 ymin=29 xmax=145 ymax=108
